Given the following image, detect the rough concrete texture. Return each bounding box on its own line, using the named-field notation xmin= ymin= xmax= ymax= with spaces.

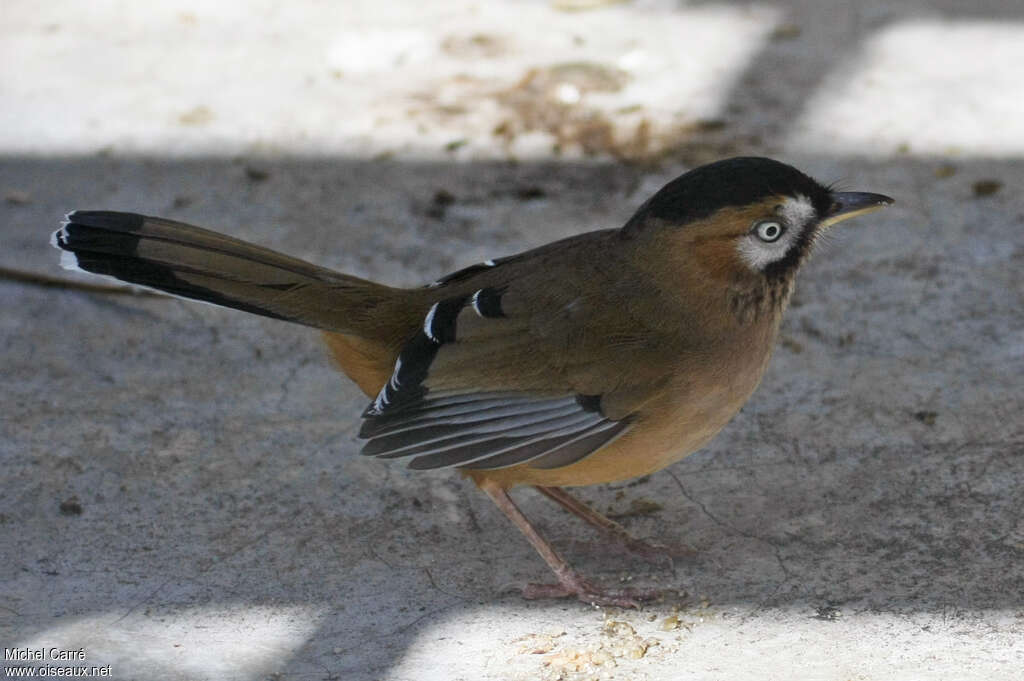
xmin=2 ymin=1 xmax=1023 ymax=679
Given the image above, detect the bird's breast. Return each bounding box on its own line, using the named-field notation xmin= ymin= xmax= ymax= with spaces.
xmin=466 ymin=326 xmax=777 ymax=489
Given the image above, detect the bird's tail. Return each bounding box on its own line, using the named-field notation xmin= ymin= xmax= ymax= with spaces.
xmin=51 ymin=211 xmax=420 ymax=342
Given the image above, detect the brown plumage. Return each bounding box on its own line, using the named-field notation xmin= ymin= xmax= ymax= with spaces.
xmin=52 ymin=157 xmax=893 ymax=606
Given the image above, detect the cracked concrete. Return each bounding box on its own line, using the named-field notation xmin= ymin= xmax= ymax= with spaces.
xmin=666 ymin=470 xmax=797 ymax=602
xmin=3 ymin=0 xmax=1024 ymax=679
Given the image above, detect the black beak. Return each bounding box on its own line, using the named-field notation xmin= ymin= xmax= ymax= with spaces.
xmin=823 ymin=191 xmax=894 ymax=227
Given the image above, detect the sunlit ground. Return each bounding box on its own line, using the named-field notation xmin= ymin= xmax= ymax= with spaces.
xmin=789 ymin=20 xmax=1024 ymax=158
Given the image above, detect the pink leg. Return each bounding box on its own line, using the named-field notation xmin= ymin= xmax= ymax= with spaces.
xmin=535 ymin=486 xmax=693 ymax=562
xmin=480 ymin=484 xmax=660 ymax=608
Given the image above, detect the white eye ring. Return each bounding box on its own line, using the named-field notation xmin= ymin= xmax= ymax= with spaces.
xmin=755 ymin=220 xmax=784 ymax=242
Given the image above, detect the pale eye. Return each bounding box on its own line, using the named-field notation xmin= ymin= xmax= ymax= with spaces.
xmin=755 ymin=220 xmax=784 ymax=242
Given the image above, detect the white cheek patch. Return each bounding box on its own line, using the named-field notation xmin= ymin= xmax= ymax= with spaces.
xmin=736 ymin=195 xmax=814 ymax=271
xmin=737 ymin=230 xmax=798 ymax=270
xmin=780 ymin=194 xmax=815 ymax=227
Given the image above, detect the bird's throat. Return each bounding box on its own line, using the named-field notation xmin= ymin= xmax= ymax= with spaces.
xmin=727 ymin=276 xmax=796 ymax=325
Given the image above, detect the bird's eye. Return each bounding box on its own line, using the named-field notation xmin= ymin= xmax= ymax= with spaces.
xmin=755 ymin=221 xmax=784 ymax=243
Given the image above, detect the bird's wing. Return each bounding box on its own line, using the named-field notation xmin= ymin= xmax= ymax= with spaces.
xmin=359 ymin=248 xmax=673 ymax=472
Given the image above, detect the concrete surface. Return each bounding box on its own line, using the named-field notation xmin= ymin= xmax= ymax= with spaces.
xmin=2 ymin=1 xmax=1023 ymax=680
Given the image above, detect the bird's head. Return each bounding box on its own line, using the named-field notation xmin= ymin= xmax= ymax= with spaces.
xmin=623 ymin=157 xmax=893 ymax=319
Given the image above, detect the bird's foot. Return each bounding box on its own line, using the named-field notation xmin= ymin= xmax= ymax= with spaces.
xmin=520 ymin=572 xmax=662 ymax=608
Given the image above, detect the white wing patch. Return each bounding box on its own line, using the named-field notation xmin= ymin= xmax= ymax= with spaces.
xmin=422 ymin=302 xmax=441 ymax=342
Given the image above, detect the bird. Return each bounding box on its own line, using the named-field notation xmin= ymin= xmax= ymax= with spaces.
xmin=51 ymin=156 xmax=893 ymax=607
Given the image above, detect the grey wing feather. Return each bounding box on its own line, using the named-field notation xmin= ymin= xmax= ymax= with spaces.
xmin=525 ymin=421 xmax=630 ymax=469
xmin=360 ymin=391 xmax=631 ymax=470
xmin=459 ymin=419 xmax=630 ymax=470
xmin=359 ymin=394 xmax=574 ymax=438
xmin=363 ymin=403 xmax=590 ymax=458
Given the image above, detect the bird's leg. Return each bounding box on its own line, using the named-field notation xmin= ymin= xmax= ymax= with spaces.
xmin=534 ymin=486 xmax=692 ymax=563
xmin=479 ymin=483 xmax=659 ymax=608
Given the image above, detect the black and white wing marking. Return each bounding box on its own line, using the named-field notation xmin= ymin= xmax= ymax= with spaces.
xmin=359 ymin=290 xmax=632 ymax=471
xmin=362 ymin=295 xmax=469 ymax=416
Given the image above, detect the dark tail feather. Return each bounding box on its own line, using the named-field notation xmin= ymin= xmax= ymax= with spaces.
xmin=52 ymin=210 xmax=410 ymax=334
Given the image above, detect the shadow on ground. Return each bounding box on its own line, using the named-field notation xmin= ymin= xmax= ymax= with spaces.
xmin=1 ymin=152 xmax=1022 ymax=679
